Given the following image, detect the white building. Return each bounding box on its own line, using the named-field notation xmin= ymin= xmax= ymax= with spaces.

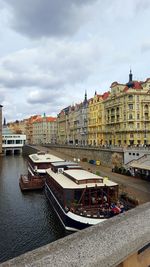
xmin=2 ymin=127 xmax=26 ymax=155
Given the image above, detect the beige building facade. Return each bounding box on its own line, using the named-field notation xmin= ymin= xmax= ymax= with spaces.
xmin=33 ymin=116 xmax=57 ymax=145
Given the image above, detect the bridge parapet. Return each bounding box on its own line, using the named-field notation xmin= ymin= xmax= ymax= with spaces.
xmin=1 ymin=202 xmax=150 ymax=267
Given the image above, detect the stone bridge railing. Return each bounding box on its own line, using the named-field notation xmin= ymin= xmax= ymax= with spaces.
xmin=0 ymin=202 xmax=150 ymax=267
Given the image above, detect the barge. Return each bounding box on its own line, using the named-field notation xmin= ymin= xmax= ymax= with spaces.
xmin=45 ymin=161 xmax=123 ymax=231
xmin=19 ymin=151 xmax=63 ymax=191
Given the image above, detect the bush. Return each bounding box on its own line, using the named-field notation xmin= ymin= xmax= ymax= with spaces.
xmin=96 ymin=171 xmax=101 ymax=176
xmin=126 ymin=170 xmax=131 ymax=176
xmin=114 ymin=166 xmax=119 ymax=173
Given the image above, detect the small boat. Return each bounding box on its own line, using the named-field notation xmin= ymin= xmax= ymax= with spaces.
xmin=19 ymin=174 xmax=45 ymax=190
xmin=45 ymin=161 xmax=123 ymax=231
xmin=19 ymin=151 xmax=63 ymax=191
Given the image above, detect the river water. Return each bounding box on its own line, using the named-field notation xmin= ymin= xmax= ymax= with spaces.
xmin=0 ymin=155 xmax=66 ymax=264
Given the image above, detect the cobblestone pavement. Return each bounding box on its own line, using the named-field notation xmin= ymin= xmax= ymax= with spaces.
xmin=38 ymin=146 xmax=150 ymax=204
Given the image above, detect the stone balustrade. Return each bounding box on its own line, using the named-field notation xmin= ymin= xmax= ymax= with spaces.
xmin=0 ymin=202 xmax=149 ymax=267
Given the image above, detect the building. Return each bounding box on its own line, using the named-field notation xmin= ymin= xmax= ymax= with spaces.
xmin=2 ymin=126 xmax=26 ymax=155
xmin=8 ymin=119 xmax=28 ymax=135
xmin=33 ymin=115 xmax=57 ymax=145
xmin=77 ymin=92 xmax=88 ymax=146
xmin=56 ymin=71 xmax=150 ymax=147
xmin=0 ymin=105 xmax=2 ymax=154
xmin=26 ymin=115 xmax=41 ymax=144
xmin=103 ymin=71 xmax=150 ymax=147
xmin=57 ymin=93 xmax=88 ymax=145
xmin=88 ymin=92 xmax=109 ymax=146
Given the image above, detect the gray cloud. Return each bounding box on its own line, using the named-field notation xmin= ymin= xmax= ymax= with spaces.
xmin=27 ymin=88 xmax=66 ymax=105
xmin=135 ymin=0 xmax=150 ymax=11
xmin=1 ymin=0 xmax=150 ymax=122
xmin=0 ymin=38 xmax=103 ymax=90
xmin=4 ymin=0 xmax=97 ymax=38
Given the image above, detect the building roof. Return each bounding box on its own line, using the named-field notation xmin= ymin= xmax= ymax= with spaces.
xmin=34 ymin=117 xmax=57 ymax=123
xmin=102 ymin=91 xmax=110 ymax=100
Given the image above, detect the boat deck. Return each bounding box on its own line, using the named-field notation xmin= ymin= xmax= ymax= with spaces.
xmin=19 ymin=174 xmax=45 ymax=191
xmin=70 ymin=203 xmax=125 ymax=219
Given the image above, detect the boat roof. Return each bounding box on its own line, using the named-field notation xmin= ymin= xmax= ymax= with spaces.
xmin=64 ymin=169 xmax=103 ymax=181
xmin=51 ymin=161 xmax=79 ymax=167
xmin=46 ymin=168 xmax=118 ymax=189
xmin=29 ymin=152 xmax=63 ymax=163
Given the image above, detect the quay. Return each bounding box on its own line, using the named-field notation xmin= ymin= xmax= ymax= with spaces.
xmin=23 ymin=144 xmax=150 ymax=204
xmin=1 ymin=202 xmax=150 ymax=267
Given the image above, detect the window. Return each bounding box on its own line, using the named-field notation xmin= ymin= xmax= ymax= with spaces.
xmin=129 ymin=122 xmax=133 ymax=129
xmin=16 ymin=140 xmax=21 ymax=144
xmin=137 ymin=114 xmax=140 ymax=119
xmin=129 ymin=104 xmax=133 ymax=110
xmin=128 ymin=95 xmax=133 ymax=101
xmin=129 ymin=114 xmax=133 ymax=120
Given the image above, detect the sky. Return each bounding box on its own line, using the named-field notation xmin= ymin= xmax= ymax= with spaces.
xmin=1 ymin=0 xmax=150 ymax=122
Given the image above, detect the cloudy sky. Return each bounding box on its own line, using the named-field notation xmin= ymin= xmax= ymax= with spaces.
xmin=0 ymin=0 xmax=150 ymax=122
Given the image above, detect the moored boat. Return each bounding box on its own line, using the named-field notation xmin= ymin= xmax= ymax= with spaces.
xmin=45 ymin=161 xmax=123 ymax=231
xmin=19 ymin=174 xmax=45 ymax=191
xmin=19 ymin=151 xmax=63 ymax=191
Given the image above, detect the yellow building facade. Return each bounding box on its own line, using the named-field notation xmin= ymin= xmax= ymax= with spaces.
xmin=103 ymin=73 xmax=150 ymax=147
xmin=88 ymin=92 xmax=105 ymax=146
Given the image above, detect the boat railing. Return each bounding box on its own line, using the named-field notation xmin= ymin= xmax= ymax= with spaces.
xmin=70 ymin=202 xmax=125 ymax=218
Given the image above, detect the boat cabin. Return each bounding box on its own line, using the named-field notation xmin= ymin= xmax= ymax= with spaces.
xmin=28 ymin=151 xmax=63 ymax=177
xmin=46 ymin=162 xmax=120 ymax=219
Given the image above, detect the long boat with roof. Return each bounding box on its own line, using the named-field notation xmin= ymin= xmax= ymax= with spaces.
xmin=19 ymin=151 xmax=63 ymax=191
xmin=45 ymin=161 xmax=124 ymax=231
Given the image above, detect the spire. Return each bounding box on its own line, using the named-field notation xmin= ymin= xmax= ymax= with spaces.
xmin=129 ymin=69 xmax=133 ymax=82
xmin=84 ymin=90 xmax=87 ymax=102
xmin=83 ymin=90 xmax=88 ymax=107
xmin=3 ymin=117 xmax=6 ymax=126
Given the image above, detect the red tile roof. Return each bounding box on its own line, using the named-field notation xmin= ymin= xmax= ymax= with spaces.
xmin=102 ymin=91 xmax=110 ymax=100
xmin=133 ymin=81 xmax=142 ymax=89
xmin=34 ymin=117 xmax=56 ymax=123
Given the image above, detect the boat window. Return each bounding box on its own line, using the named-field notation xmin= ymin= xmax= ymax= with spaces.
xmin=65 ymin=190 xmax=73 ymax=207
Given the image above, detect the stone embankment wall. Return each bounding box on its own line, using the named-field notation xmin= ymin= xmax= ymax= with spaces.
xmin=22 ymin=144 xmax=124 ymax=167
xmin=22 ymin=145 xmax=38 ymax=156
xmin=45 ymin=145 xmax=124 ymax=167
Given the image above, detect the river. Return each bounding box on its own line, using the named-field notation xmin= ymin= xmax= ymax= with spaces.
xmin=0 ymin=155 xmax=66 ymax=264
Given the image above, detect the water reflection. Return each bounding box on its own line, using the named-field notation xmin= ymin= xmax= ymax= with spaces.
xmin=0 ymin=155 xmax=65 ymax=263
